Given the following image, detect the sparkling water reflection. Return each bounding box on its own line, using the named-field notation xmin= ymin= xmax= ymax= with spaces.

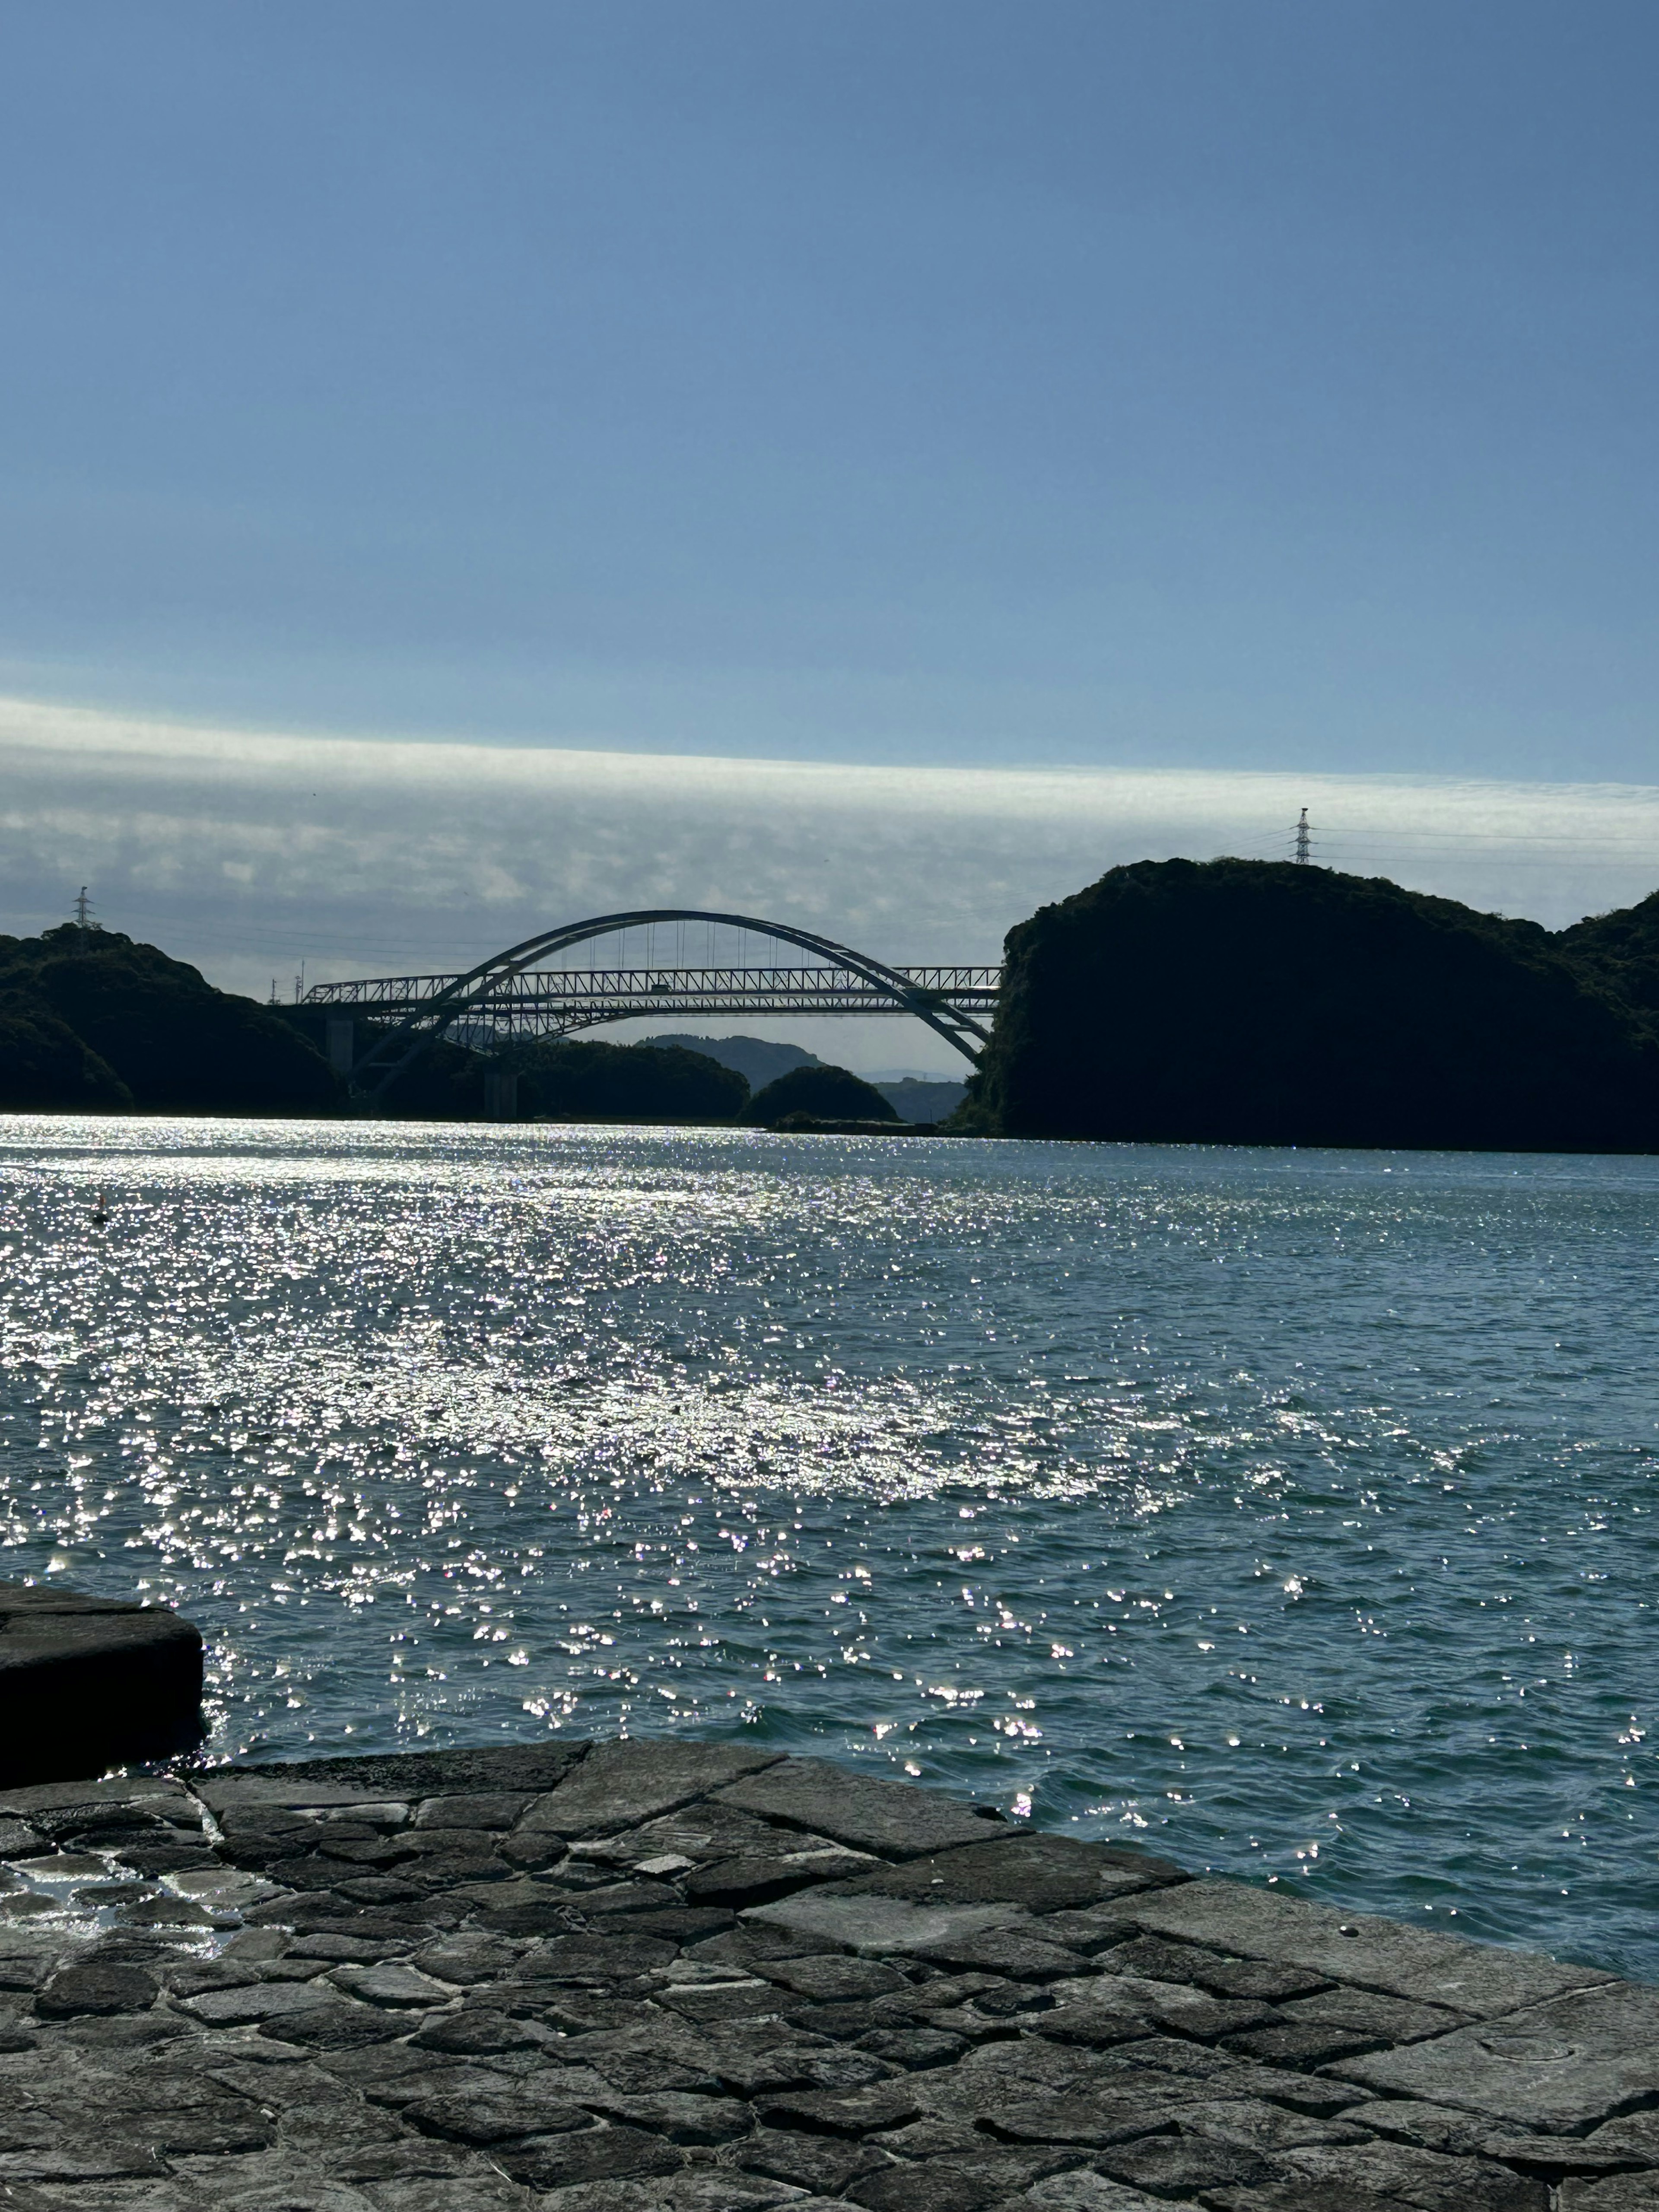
xmin=1 ymin=1119 xmax=1654 ymax=1976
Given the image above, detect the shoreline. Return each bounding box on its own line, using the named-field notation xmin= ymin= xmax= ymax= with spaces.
xmin=0 ymin=1736 xmax=1651 ymax=2209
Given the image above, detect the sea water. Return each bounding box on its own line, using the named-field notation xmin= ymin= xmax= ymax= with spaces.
xmin=0 ymin=1118 xmax=1653 ymax=1977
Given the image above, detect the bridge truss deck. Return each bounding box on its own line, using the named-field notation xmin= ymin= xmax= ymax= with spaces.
xmin=306 ymin=964 xmax=1002 ymax=1041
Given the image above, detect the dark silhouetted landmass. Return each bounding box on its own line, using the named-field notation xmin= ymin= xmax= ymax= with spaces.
xmin=749 ymin=1062 xmax=901 ymax=1126
xmin=0 ymin=997 xmax=131 ymax=1111
xmin=1557 ymin=887 xmax=1659 ymax=1021
xmin=966 ymin=859 xmax=1659 ymax=1151
xmin=510 ymin=1037 xmax=747 ymax=1122
xmin=0 ymin=928 xmax=339 ymax=1116
xmin=372 ymin=1034 xmax=748 ymax=1123
xmin=642 ymin=1033 xmax=822 ymax=1087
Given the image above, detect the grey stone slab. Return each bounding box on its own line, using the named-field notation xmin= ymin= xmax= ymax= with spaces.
xmin=980 ymin=2090 xmax=1180 ymax=2147
xmin=1332 ymin=1978 xmax=1659 ymax=2133
xmin=1096 ymin=1934 xmax=1329 ymax=2002
xmin=1020 ymin=2180 xmax=1173 ymax=2212
xmin=406 ymin=2008 xmax=547 ymax=2056
xmin=1581 ymin=2115 xmax=1659 ymax=2166
xmin=324 ymin=1961 xmax=453 ymax=2008
xmin=1278 ymin=2142 xmax=1548 ymax=2212
xmin=702 ymin=2032 xmax=893 ymax=2098
xmin=833 ymin=1833 xmax=1184 ymax=1912
xmin=523 ymin=1741 xmax=784 ymax=1838
xmin=716 ymin=1757 xmax=1005 ymax=1859
xmin=494 ymin=2121 xmax=685 ymax=2190
xmin=1093 ymin=2134 xmax=1275 ymax=2196
xmin=197 ymin=1779 xmax=398 ymax=1812
xmin=265 ymin=1999 xmax=414 ymax=2050
xmin=405 ymin=1933 xmax=523 ymax=1983
xmin=34 ymin=1963 xmax=158 ymax=2018
xmin=734 ymin=2124 xmax=896 ymax=2193
xmin=1177 ymin=2099 xmax=1373 ymax=2152
xmin=577 ymin=1804 xmax=807 ymax=1869
xmin=855 ymin=2026 xmax=966 ymax=2069
xmin=184 ymin=2171 xmax=381 ymax=2212
xmin=224 ymin=1744 xmax=591 ymax=1800
xmin=1558 ymin=2181 xmax=1659 ymax=2212
xmin=852 ymin=2148 xmax=1079 ymax=2208
xmin=583 ymin=2090 xmax=756 ymax=2144
xmin=755 ymin=2079 xmax=922 ymax=2134
xmin=523 ymin=2187 xmax=659 ymax=2212
xmin=1068 ymin=2036 xmax=1369 ymax=2118
xmin=743 ymin=1891 xmax=1024 ymax=1957
xmin=1033 ymin=1972 xmax=1276 ymax=2047
xmin=657 ymin=2177 xmax=815 ymax=2212
xmin=359 ymin=2186 xmax=530 ymax=2212
xmin=912 ymin=1927 xmax=1088 ymax=1981
xmin=1278 ymin=1984 xmax=1470 ymax=2040
xmin=642 ymin=1981 xmax=782 ymax=2027
xmin=572 ymin=2020 xmax=727 ymax=2094
xmin=1201 ymin=2187 xmax=1416 ymax=2212
xmin=1348 ymin=2100 xmax=1509 ymax=2156
xmin=1033 ymin=1910 xmax=1149 ymax=1957
xmin=0 ymin=1779 xmax=191 ymax=1818
xmin=413 ymin=1793 xmax=532 ymax=1830
xmin=682 ymin=1846 xmax=880 ymax=1907
xmin=1129 ymin=1879 xmax=1613 ymax=2016
xmin=179 ymin=1982 xmax=332 ymax=2027
xmin=1221 ymin=2020 xmax=1390 ymax=2068
xmin=0 ymin=2146 xmax=169 ymax=2182
xmin=402 ymin=2082 xmax=594 ymax=2143
xmin=755 ymin=1955 xmax=909 ymax=2002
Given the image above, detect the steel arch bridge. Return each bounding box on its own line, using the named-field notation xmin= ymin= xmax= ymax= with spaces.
xmin=305 ymin=909 xmax=1000 ymax=1099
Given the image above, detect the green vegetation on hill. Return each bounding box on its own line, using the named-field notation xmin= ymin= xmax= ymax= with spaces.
xmin=748 ymin=1062 xmax=901 ymax=1126
xmin=969 ymin=859 xmax=1659 ymax=1152
xmin=0 ymin=928 xmax=339 ymax=1116
xmin=1557 ymin=888 xmax=1659 ymax=1021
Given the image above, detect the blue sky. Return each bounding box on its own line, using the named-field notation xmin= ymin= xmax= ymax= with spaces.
xmin=3 ymin=0 xmax=1656 ymax=780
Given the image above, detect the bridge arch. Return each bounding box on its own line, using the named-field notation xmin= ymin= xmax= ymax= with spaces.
xmin=341 ymin=909 xmax=994 ymax=1099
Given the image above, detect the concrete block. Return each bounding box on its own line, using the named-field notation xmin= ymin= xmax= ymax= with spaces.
xmin=0 ymin=1579 xmax=203 ymax=1785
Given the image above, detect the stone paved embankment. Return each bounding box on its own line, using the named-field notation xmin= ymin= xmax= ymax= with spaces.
xmin=0 ymin=1738 xmax=1653 ymax=2212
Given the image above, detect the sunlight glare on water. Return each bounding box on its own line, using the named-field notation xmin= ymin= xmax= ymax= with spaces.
xmin=0 ymin=1117 xmax=1654 ymax=1977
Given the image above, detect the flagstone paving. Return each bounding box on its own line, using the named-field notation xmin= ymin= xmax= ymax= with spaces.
xmin=0 ymin=1740 xmax=1652 ymax=2211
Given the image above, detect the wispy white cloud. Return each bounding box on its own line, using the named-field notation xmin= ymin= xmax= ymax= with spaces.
xmin=3 ymin=696 xmax=1658 ymax=1073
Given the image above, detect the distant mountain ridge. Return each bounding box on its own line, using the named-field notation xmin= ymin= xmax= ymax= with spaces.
xmin=642 ymin=1033 xmax=821 ymax=1089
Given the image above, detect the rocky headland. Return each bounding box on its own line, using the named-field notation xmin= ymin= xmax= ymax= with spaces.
xmin=967 ymin=861 xmax=1659 ymax=1150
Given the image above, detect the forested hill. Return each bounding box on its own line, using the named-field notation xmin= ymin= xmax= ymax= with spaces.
xmin=1557 ymin=887 xmax=1659 ymax=1020
xmin=0 ymin=928 xmax=339 ymax=1115
xmin=966 ymin=860 xmax=1659 ymax=1152
xmin=0 ymin=928 xmax=750 ymax=1122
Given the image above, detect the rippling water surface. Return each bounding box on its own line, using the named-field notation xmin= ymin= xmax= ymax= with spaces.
xmin=1 ymin=1118 xmax=1654 ymax=1975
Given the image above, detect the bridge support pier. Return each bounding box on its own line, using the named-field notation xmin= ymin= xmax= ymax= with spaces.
xmin=483 ymin=1069 xmax=519 ymax=1122
xmin=325 ymin=1017 xmax=356 ymax=1077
